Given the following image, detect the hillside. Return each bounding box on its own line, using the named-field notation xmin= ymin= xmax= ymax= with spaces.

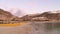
xmin=0 ymin=9 xmax=60 ymax=22
xmin=40 ymin=12 xmax=60 ymax=21
xmin=0 ymin=9 xmax=22 ymax=24
xmin=20 ymin=11 xmax=60 ymax=21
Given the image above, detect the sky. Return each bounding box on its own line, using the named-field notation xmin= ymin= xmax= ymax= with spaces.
xmin=0 ymin=0 xmax=60 ymax=16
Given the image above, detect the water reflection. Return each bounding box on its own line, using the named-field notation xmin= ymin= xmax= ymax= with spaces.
xmin=44 ymin=22 xmax=60 ymax=34
xmin=0 ymin=22 xmax=60 ymax=34
xmin=31 ymin=22 xmax=60 ymax=34
xmin=45 ymin=22 xmax=60 ymax=30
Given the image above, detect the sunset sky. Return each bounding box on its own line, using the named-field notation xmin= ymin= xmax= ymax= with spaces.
xmin=0 ymin=0 xmax=60 ymax=15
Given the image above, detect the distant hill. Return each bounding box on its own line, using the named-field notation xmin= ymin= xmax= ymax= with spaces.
xmin=40 ymin=11 xmax=60 ymax=21
xmin=20 ymin=14 xmax=41 ymax=21
xmin=0 ymin=9 xmax=21 ymax=21
xmin=20 ymin=11 xmax=60 ymax=21
xmin=0 ymin=9 xmax=60 ymax=22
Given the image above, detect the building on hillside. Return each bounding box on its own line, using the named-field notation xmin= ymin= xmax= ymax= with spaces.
xmin=31 ymin=17 xmax=49 ymax=21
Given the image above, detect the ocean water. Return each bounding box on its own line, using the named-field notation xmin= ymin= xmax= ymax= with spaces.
xmin=0 ymin=22 xmax=60 ymax=34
